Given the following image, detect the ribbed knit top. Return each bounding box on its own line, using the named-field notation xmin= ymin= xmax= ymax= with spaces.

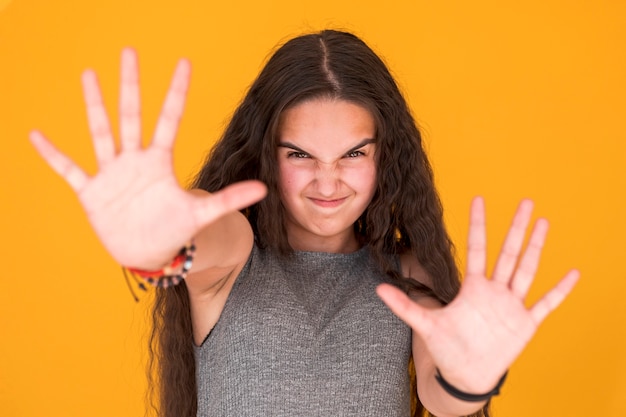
xmin=195 ymin=244 xmax=412 ymax=416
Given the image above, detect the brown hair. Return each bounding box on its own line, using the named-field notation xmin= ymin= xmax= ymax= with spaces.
xmin=150 ymin=30 xmax=489 ymax=417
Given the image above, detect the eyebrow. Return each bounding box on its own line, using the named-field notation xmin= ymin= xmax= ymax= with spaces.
xmin=277 ymin=138 xmax=376 ymax=155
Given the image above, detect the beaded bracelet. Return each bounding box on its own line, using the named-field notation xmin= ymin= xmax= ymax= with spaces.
xmin=435 ymin=368 xmax=508 ymax=402
xmin=125 ymin=241 xmax=196 ymax=290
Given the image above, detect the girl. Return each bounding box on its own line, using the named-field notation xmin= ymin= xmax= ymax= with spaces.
xmin=30 ymin=30 xmax=579 ymax=417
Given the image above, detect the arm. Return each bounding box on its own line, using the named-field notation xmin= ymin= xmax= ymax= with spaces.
xmin=30 ymin=49 xmax=266 ymax=343
xmin=411 ymin=300 xmax=488 ymax=417
xmin=184 ymin=191 xmax=256 ymax=344
xmin=399 ymin=253 xmax=488 ymax=416
xmin=379 ymin=197 xmax=579 ymax=416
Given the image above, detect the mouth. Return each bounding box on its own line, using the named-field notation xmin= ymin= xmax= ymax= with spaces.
xmin=309 ymin=197 xmax=348 ymax=208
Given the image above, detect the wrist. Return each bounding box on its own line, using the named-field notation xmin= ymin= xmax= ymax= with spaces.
xmin=125 ymin=240 xmax=196 ymax=288
xmin=435 ymin=368 xmax=508 ymax=403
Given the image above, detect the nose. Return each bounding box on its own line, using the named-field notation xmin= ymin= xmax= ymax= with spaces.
xmin=314 ymin=160 xmax=341 ymax=197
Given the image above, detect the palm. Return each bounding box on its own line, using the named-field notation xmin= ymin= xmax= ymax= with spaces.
xmin=31 ymin=49 xmax=265 ymax=268
xmin=76 ymin=146 xmax=194 ymax=266
xmin=377 ymin=198 xmax=579 ymax=392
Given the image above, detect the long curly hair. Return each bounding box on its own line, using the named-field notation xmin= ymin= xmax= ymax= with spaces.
xmin=149 ymin=30 xmax=490 ymax=417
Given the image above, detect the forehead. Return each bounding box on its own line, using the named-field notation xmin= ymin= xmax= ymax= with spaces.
xmin=278 ymin=98 xmax=376 ymax=148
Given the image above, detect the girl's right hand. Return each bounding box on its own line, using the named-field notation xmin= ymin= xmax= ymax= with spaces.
xmin=30 ymin=48 xmax=267 ymax=269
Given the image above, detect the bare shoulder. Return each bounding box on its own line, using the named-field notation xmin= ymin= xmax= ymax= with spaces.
xmin=398 ymin=252 xmax=442 ymax=308
xmin=183 ymin=202 xmax=256 ymax=345
xmin=398 ymin=252 xmax=432 ymax=287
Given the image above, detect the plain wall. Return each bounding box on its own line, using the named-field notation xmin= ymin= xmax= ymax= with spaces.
xmin=1 ymin=0 xmax=624 ymax=416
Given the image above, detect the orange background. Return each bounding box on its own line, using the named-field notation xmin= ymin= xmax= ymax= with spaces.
xmin=1 ymin=0 xmax=625 ymax=416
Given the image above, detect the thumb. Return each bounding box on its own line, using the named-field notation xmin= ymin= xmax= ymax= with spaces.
xmin=191 ymin=180 xmax=267 ymax=228
xmin=376 ymin=283 xmax=433 ymax=336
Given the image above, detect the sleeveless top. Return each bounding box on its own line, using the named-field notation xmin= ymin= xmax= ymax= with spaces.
xmin=194 ymin=244 xmax=412 ymax=417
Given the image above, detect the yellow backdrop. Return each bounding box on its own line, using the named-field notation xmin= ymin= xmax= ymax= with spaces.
xmin=1 ymin=0 xmax=624 ymax=416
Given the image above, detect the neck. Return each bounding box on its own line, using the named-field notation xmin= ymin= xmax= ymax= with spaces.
xmin=287 ymin=233 xmax=360 ymax=254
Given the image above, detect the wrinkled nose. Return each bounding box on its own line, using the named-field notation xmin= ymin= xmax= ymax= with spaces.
xmin=314 ymin=161 xmax=341 ymax=197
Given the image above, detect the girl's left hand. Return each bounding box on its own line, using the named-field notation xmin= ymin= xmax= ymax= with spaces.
xmin=376 ymin=197 xmax=579 ymax=393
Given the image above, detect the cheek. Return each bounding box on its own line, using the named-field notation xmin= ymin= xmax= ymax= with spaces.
xmin=345 ymin=164 xmax=377 ymax=194
xmin=278 ymin=163 xmax=308 ymax=196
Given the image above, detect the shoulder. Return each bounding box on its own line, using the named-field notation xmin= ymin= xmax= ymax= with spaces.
xmin=398 ymin=252 xmax=431 ymax=287
xmin=398 ymin=252 xmax=442 ymax=308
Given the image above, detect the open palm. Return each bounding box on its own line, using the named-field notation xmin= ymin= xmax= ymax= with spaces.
xmin=377 ymin=197 xmax=579 ymax=393
xmin=30 ymin=49 xmax=266 ymax=269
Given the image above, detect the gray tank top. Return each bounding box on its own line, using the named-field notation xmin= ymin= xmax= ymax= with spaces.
xmin=195 ymin=244 xmax=412 ymax=416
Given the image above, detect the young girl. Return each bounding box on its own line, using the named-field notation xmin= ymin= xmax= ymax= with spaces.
xmin=30 ymin=30 xmax=579 ymax=417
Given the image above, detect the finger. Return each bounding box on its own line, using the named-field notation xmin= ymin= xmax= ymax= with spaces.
xmin=376 ymin=283 xmax=433 ymax=336
xmin=29 ymin=130 xmax=89 ymax=192
xmin=119 ymin=48 xmax=142 ymax=150
xmin=151 ymin=58 xmax=191 ymax=150
xmin=529 ymin=269 xmax=580 ymax=325
xmin=190 ymin=180 xmax=267 ymax=228
xmin=492 ymin=199 xmax=534 ymax=284
xmin=82 ymin=70 xmax=116 ymax=167
xmin=466 ymin=196 xmax=487 ymax=278
xmin=510 ymin=218 xmax=548 ymax=298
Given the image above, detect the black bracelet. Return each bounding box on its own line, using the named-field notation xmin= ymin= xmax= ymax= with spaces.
xmin=435 ymin=368 xmax=508 ymax=402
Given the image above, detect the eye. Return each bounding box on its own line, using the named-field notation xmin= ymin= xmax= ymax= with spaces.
xmin=287 ymin=151 xmax=310 ymax=159
xmin=345 ymin=150 xmax=365 ymax=158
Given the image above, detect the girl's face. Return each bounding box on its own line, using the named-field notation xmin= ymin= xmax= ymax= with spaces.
xmin=277 ymin=98 xmax=377 ymax=253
